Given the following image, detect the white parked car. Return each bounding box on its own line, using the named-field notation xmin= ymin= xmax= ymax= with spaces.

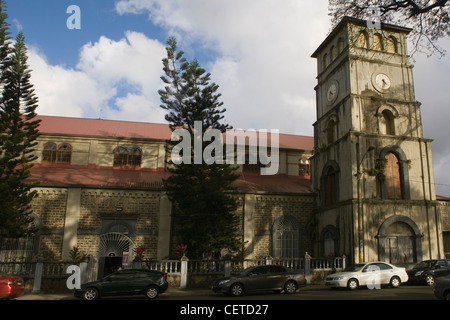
xmin=325 ymin=262 xmax=409 ymax=290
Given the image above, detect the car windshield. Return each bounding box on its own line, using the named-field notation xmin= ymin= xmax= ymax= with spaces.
xmin=344 ymin=264 xmax=366 ymax=272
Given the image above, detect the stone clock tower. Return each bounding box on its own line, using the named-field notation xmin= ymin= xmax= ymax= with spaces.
xmin=311 ymin=17 xmax=444 ymax=264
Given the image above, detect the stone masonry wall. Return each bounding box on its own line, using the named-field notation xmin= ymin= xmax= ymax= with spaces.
xmin=30 ymin=188 xmax=68 ymax=260
xmin=252 ymin=194 xmax=316 ymax=258
xmin=78 ymin=189 xmax=162 ymax=259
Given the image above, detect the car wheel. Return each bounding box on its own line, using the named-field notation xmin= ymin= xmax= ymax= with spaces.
xmin=229 ymin=283 xmax=244 ymax=297
xmin=83 ymin=288 xmax=99 ymax=300
xmin=389 ymin=276 xmax=401 ymax=288
xmin=284 ymin=280 xmax=298 ymax=294
xmin=347 ymin=278 xmax=359 ymax=290
xmin=425 ymin=274 xmax=435 ymax=286
xmin=145 ymin=286 xmax=159 ymax=299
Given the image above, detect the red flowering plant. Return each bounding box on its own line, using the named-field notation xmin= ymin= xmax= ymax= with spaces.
xmin=133 ymin=245 xmax=146 ymax=262
xmin=175 ymin=244 xmax=188 ymax=258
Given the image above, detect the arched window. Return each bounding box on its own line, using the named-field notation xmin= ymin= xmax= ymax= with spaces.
xmin=330 ymin=45 xmax=336 ymax=61
xmin=385 ymin=152 xmax=402 ymax=200
xmin=113 ymin=146 xmax=142 ymax=168
xmin=57 ymin=144 xmax=72 ymax=163
xmin=380 ymin=110 xmax=395 ymax=135
xmin=379 ymin=146 xmax=410 ymax=200
xmin=273 ymin=215 xmax=301 ymax=259
xmin=326 ymin=167 xmax=337 ymax=204
xmin=387 ymin=36 xmax=398 ymax=53
xmin=373 ymin=33 xmax=383 ymax=51
xmin=326 ymin=119 xmax=336 ymax=144
xmin=357 ymin=31 xmax=368 ymax=48
xmin=323 ymin=53 xmax=328 ymax=69
xmin=42 ymin=142 xmax=57 ymax=163
xmin=321 ymin=161 xmax=340 ymax=206
xmin=42 ymin=142 xmax=72 ymax=164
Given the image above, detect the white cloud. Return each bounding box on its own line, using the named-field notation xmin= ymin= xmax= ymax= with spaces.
xmin=77 ymin=31 xmax=165 ymax=97
xmin=105 ymin=92 xmax=166 ymax=123
xmin=28 ymin=48 xmax=112 ymax=119
xmin=29 ymin=31 xmax=167 ymax=123
xmin=115 ymin=0 xmax=330 ymax=135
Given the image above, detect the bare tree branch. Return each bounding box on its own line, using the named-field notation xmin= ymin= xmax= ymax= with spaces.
xmin=329 ymin=0 xmax=450 ymax=57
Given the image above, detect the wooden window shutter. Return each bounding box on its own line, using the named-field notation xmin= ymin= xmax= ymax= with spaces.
xmin=386 ymin=152 xmax=402 ymax=200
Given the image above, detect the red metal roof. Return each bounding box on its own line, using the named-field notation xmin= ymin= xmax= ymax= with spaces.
xmin=36 ymin=115 xmax=172 ymax=141
xmin=36 ymin=115 xmax=314 ymax=150
xmin=29 ymin=164 xmax=313 ymax=194
xmin=29 ymin=164 xmax=168 ymax=190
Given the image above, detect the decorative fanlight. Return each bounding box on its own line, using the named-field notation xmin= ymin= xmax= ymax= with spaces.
xmin=99 ymin=232 xmax=134 ymax=257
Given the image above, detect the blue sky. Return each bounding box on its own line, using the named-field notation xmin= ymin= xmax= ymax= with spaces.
xmin=7 ymin=1 xmax=166 ymax=66
xmin=4 ymin=0 xmax=450 ymax=196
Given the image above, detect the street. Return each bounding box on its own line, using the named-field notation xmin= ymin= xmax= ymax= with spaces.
xmin=162 ymin=285 xmax=438 ymax=300
xmin=14 ymin=284 xmax=439 ymax=300
xmin=11 ymin=285 xmax=445 ymax=319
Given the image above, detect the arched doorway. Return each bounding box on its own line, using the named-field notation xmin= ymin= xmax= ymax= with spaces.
xmin=320 ymin=225 xmax=339 ymax=257
xmin=98 ymin=232 xmax=134 ymax=277
xmin=377 ymin=216 xmax=422 ymax=264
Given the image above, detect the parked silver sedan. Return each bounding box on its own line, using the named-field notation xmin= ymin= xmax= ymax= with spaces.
xmin=212 ymin=265 xmax=306 ymax=296
xmin=325 ymin=262 xmax=409 ymax=290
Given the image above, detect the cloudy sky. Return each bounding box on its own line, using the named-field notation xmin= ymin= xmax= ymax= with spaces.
xmin=5 ymin=0 xmax=450 ymax=197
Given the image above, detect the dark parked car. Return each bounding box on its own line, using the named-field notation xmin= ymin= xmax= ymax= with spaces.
xmin=0 ymin=272 xmax=24 ymax=299
xmin=433 ymin=273 xmax=450 ymax=300
xmin=407 ymin=259 xmax=450 ymax=286
xmin=74 ymin=269 xmax=168 ymax=300
xmin=212 ymin=265 xmax=306 ymax=297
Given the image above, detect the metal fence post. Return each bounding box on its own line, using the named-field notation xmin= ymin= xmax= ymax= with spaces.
xmin=32 ymin=255 xmax=44 ymax=293
xmin=304 ymin=252 xmax=311 ymax=283
xmin=179 ymin=255 xmax=189 ymax=289
xmin=224 ymin=260 xmax=231 ymax=277
xmin=79 ymin=261 xmax=88 ymax=285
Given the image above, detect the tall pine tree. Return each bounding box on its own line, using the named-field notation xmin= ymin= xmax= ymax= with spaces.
xmin=159 ymin=37 xmax=243 ymax=259
xmin=0 ymin=3 xmax=40 ymax=238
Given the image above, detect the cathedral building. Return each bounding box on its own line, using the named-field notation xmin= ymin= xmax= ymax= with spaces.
xmin=1 ymin=17 xmax=449 ymax=273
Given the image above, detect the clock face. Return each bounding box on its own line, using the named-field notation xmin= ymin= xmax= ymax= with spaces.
xmin=327 ymin=82 xmax=338 ymax=103
xmin=375 ymin=73 xmax=391 ymax=91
